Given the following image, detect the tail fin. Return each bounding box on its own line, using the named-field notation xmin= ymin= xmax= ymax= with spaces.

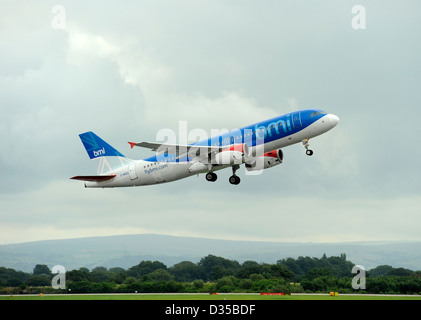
xmin=79 ymin=131 xmax=125 ymax=159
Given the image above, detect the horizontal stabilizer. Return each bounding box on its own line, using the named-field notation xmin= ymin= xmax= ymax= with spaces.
xmin=70 ymin=175 xmax=116 ymax=182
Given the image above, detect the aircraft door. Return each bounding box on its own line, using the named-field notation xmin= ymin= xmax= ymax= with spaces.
xmin=291 ymin=111 xmax=302 ymax=129
xmin=129 ymin=162 xmax=138 ymax=180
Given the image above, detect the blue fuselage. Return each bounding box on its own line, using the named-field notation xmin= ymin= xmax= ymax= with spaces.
xmin=144 ymin=109 xmax=329 ymax=163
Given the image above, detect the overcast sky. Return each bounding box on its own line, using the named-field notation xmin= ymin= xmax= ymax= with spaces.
xmin=1 ymin=1 xmax=420 ymax=245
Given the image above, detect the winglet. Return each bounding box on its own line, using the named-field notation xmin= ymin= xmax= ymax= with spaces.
xmin=128 ymin=142 xmax=137 ymax=149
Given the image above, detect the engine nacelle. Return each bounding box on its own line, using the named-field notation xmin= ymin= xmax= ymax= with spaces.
xmin=221 ymin=143 xmax=251 ymax=157
xmin=245 ymin=148 xmax=283 ymax=171
xmin=213 ymin=143 xmax=251 ymax=165
xmin=264 ymin=148 xmax=283 ymax=162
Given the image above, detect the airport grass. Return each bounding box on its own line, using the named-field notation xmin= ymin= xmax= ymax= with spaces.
xmin=1 ymin=293 xmax=421 ymax=300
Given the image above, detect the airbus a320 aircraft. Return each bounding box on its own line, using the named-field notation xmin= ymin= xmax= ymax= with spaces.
xmin=71 ymin=109 xmax=339 ymax=187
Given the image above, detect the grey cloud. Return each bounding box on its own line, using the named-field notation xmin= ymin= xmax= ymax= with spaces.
xmin=0 ymin=1 xmax=420 ymax=244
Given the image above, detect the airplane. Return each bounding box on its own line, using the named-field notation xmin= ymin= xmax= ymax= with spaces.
xmin=71 ymin=109 xmax=339 ymax=187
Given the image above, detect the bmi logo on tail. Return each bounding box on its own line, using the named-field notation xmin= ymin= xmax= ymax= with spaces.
xmin=93 ymin=148 xmax=105 ymax=157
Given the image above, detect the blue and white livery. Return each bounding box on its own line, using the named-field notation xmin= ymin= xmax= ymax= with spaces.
xmin=71 ymin=109 xmax=339 ymax=187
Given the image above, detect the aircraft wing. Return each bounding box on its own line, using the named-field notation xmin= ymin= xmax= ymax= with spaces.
xmin=128 ymin=141 xmax=221 ymax=157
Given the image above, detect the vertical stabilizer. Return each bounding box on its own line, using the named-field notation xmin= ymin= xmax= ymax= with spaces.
xmin=78 ymin=131 xmax=132 ymax=174
xmin=79 ymin=131 xmax=126 ymax=159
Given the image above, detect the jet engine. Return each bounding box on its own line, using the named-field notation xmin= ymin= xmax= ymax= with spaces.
xmin=245 ymin=148 xmax=283 ymax=171
xmin=213 ymin=143 xmax=251 ymax=165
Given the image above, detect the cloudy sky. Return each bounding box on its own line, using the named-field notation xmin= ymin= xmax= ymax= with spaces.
xmin=1 ymin=1 xmax=420 ymax=245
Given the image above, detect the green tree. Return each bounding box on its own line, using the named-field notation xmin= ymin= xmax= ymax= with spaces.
xmin=397 ymin=276 xmax=421 ymax=294
xmin=366 ymin=276 xmax=393 ymax=294
xmin=216 ymin=276 xmax=237 ymax=292
xmin=145 ymin=269 xmax=174 ymax=282
xmin=66 ymin=268 xmax=92 ymax=282
xmin=239 ymin=278 xmax=253 ymax=290
xmin=128 ymin=261 xmax=167 ymax=278
xmin=91 ymin=266 xmax=114 ymax=282
xmin=122 ymin=277 xmax=142 ymax=292
xmin=306 ymin=268 xmax=332 ymax=280
xmin=237 ymin=261 xmax=262 ymax=278
xmin=169 ymin=261 xmax=204 ymax=282
xmin=278 ymin=254 xmax=353 ymax=280
xmin=33 ymin=264 xmax=51 ymax=276
xmin=262 ymin=264 xmax=294 ymax=280
xmin=193 ymin=279 xmax=204 ymax=290
xmin=387 ymin=267 xmax=413 ymax=277
xmin=369 ymin=265 xmax=394 ymax=277
xmin=0 ymin=267 xmax=30 ymax=287
xmin=198 ymin=255 xmax=240 ymax=281
xmin=26 ymin=274 xmax=51 ymax=286
xmin=109 ymin=267 xmax=127 ymax=284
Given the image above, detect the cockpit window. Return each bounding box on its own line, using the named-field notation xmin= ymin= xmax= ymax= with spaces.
xmin=310 ymin=111 xmax=327 ymax=117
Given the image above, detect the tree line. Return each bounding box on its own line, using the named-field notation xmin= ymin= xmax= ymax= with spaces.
xmin=1 ymin=253 xmax=420 ymax=295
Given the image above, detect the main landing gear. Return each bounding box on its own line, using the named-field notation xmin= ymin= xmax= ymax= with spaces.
xmin=229 ymin=175 xmax=241 ymax=185
xmin=229 ymin=165 xmax=241 ymax=185
xmin=302 ymin=138 xmax=313 ymax=156
xmin=205 ymin=165 xmax=241 ymax=185
xmin=205 ymin=172 xmax=217 ymax=182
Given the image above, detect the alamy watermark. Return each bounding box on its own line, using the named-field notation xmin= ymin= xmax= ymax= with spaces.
xmin=51 ymin=265 xmax=66 ymax=289
xmin=352 ymin=265 xmax=366 ymax=290
xmin=351 ymin=5 xmax=366 ymax=30
xmin=154 ymin=121 xmax=277 ymax=176
xmin=51 ymin=5 xmax=66 ymax=30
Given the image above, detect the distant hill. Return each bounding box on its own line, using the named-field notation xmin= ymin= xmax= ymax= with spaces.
xmin=0 ymin=234 xmax=420 ymax=273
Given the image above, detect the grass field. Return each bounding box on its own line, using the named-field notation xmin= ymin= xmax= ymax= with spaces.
xmin=1 ymin=293 xmax=421 ymax=300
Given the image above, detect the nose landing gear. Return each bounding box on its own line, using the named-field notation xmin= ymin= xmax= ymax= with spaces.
xmin=302 ymin=139 xmax=313 ymax=156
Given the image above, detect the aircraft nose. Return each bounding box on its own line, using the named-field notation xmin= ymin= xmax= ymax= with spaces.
xmin=327 ymin=113 xmax=339 ymax=128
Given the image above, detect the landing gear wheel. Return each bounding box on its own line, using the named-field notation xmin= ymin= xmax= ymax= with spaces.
xmin=302 ymin=139 xmax=313 ymax=156
xmin=229 ymin=165 xmax=241 ymax=185
xmin=229 ymin=175 xmax=241 ymax=185
xmin=205 ymin=172 xmax=217 ymax=182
